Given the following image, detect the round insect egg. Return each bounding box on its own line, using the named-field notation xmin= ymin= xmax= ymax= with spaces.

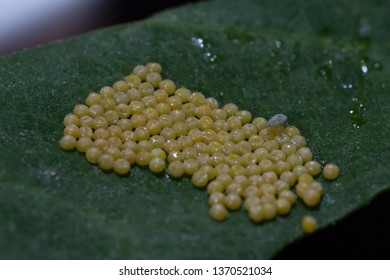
xmin=275 ymin=198 xmax=292 ymax=215
xmin=292 ymin=165 xmax=308 ymax=177
xmin=312 ymin=181 xmax=324 ymax=196
xmin=125 ymin=74 xmax=141 ymax=88
xmin=295 ymin=182 xmax=311 ymax=199
xmin=248 ymin=175 xmax=264 ymax=187
xmin=138 ymin=140 xmax=153 ymax=151
xmin=298 ymin=173 xmax=314 ymax=184
xmin=241 ymin=123 xmax=257 ymax=139
xmin=207 ymin=180 xmax=225 ymax=194
xmin=135 ymin=149 xmax=151 ymax=167
xmin=146 ymin=72 xmax=162 ymax=88
xmin=302 ymin=215 xmax=318 ymax=234
xmin=159 ymin=79 xmax=176 ymax=95
xmin=85 ymin=92 xmax=102 ymax=107
xmin=223 ymin=193 xmax=242 ymax=210
xmin=106 ymin=146 xmax=121 ymax=159
xmin=291 ymin=135 xmax=307 ymax=149
xmin=99 ymin=85 xmax=115 ymax=98
xmin=149 ymin=158 xmax=166 ymax=173
xmin=189 ymin=92 xmax=206 ymax=106
xmin=183 ymin=158 xmax=199 ymax=175
xmin=85 ymin=147 xmax=103 ymax=164
xmin=278 ymin=190 xmax=296 ymax=206
xmin=192 ymin=170 xmax=209 ymax=188
xmin=248 ymin=204 xmax=264 ymax=223
xmin=259 ymin=192 xmax=277 ymax=205
xmin=302 ymin=188 xmax=322 ymax=207
xmin=223 ymin=103 xmax=239 ymax=117
xmin=138 ymin=82 xmax=154 ymax=96
xmin=107 ymin=125 xmax=122 ymax=138
xmin=112 ymin=80 xmax=129 ymax=93
xmin=274 ymin=160 xmax=291 ymax=175
xmin=128 ymin=88 xmax=142 ymax=101
xmin=170 ymin=109 xmax=186 ymax=123
xmin=63 ymin=114 xmax=79 ymax=127
xmin=93 ymin=139 xmax=109 ymax=150
xmin=121 ymin=149 xmax=137 ymax=165
xmin=154 ymin=89 xmax=169 ymax=103
xmin=286 ymin=154 xmax=303 ymax=168
xmin=79 ymin=126 xmax=93 ymax=138
xmin=64 ymin=124 xmax=80 ymax=138
xmin=244 ymin=196 xmax=261 ymax=211
xmin=73 ymin=104 xmax=90 ymax=117
xmin=100 ymin=97 xmax=117 ymax=112
xmin=210 ymin=203 xmax=228 ymax=221
xmin=279 ymin=171 xmax=297 ymax=187
xmin=60 ymin=135 xmax=77 ymax=151
xmin=227 ymin=116 xmax=242 ymax=131
xmin=281 ymin=143 xmax=297 ymax=156
xmin=225 ymin=182 xmax=244 ymax=195
xmin=208 ymin=192 xmax=225 ymax=205
xmin=262 ymin=202 xmax=277 ymax=221
xmin=113 ymin=158 xmax=131 ymax=175
xmin=285 ymin=126 xmax=300 ymax=137
xmin=150 ymin=148 xmax=166 ymax=160
xmin=214 ymin=163 xmax=230 ymax=176
xmin=167 ymin=150 xmax=184 ymax=163
xmin=297 ymin=147 xmax=313 ymax=163
xmin=262 ymin=171 xmax=278 ymax=184
xmin=114 ymin=92 xmax=130 ymax=105
xmin=175 ymin=87 xmax=191 ymax=103
xmin=252 ymin=117 xmax=268 ymax=132
xmin=216 ymin=174 xmax=232 ymax=186
xmin=243 ymin=185 xmax=261 ymax=199
xmin=236 ymin=110 xmax=252 ymax=124
xmin=246 ymin=164 xmax=261 ymax=177
xmin=76 ymin=137 xmax=93 ymax=153
xmin=98 ymin=153 xmax=115 ymax=171
xmin=132 ymin=65 xmax=148 ymax=81
xmin=167 ymin=160 xmax=185 ymax=178
xmin=89 ymin=104 xmax=104 ymax=118
xmin=323 ymin=163 xmax=340 ymax=180
xmin=305 ymin=160 xmax=321 ymax=176
xmin=146 ymin=62 xmax=162 ymax=74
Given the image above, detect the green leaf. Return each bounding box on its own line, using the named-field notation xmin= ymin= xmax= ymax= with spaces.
xmin=0 ymin=0 xmax=389 ymax=259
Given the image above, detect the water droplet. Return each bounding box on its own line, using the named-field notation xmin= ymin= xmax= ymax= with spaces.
xmin=350 ymin=97 xmax=368 ymax=128
xmin=372 ymin=61 xmax=383 ymax=71
xmin=341 ymin=83 xmax=354 ymax=90
xmin=191 ymin=37 xmax=204 ymax=49
xmin=205 ymin=52 xmax=219 ymax=62
xmin=360 ymin=60 xmax=368 ymax=75
xmin=275 ymin=40 xmax=282 ymax=48
xmin=191 ymin=36 xmax=222 ymax=64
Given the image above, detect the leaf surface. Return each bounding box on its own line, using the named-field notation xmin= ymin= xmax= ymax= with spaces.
xmin=0 ymin=0 xmax=389 ymax=259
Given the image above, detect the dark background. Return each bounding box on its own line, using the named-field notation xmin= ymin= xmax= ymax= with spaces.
xmin=2 ymin=0 xmax=389 ymax=259
xmin=0 ymin=0 xmax=199 ymax=56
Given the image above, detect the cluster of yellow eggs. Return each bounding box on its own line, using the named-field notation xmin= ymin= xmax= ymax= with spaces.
xmin=60 ymin=63 xmax=340 ymax=233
